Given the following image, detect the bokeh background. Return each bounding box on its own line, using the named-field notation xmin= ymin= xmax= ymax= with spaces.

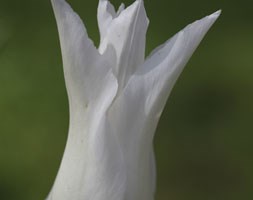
xmin=0 ymin=0 xmax=252 ymax=199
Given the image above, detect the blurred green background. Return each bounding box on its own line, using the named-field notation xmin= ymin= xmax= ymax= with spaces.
xmin=0 ymin=0 xmax=252 ymax=199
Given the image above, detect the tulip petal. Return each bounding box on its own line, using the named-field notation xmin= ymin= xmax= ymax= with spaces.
xmin=141 ymin=10 xmax=221 ymax=118
xmin=113 ymin=10 xmax=221 ymax=145
xmin=108 ymin=10 xmax=220 ymax=199
xmin=98 ymin=0 xmax=149 ymax=90
xmin=97 ymin=0 xmax=117 ymax=40
xmin=51 ymin=0 xmax=117 ymax=106
xmin=50 ymin=1 xmax=127 ymax=199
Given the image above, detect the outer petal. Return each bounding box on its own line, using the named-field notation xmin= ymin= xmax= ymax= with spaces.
xmin=108 ymin=10 xmax=220 ymax=200
xmin=98 ymin=0 xmax=149 ymax=90
xmin=51 ymin=0 xmax=116 ymax=106
xmin=141 ymin=10 xmax=221 ymax=118
xmin=49 ymin=1 xmax=126 ymax=200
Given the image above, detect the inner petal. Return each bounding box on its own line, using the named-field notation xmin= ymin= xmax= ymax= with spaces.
xmin=98 ymin=0 xmax=149 ymax=91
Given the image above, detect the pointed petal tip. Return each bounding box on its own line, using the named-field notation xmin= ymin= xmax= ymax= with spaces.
xmin=117 ymin=3 xmax=125 ymax=14
xmin=209 ymin=10 xmax=222 ymax=19
xmin=131 ymin=0 xmax=144 ymax=8
xmin=190 ymin=10 xmax=221 ymax=29
xmin=120 ymin=0 xmax=148 ymax=22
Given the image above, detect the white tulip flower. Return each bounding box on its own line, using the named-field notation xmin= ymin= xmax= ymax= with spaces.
xmin=47 ymin=0 xmax=220 ymax=199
